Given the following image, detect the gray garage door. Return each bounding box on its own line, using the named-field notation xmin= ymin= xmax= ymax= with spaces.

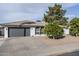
xmin=25 ymin=28 xmax=30 ymax=36
xmin=8 ymin=28 xmax=30 ymax=37
xmin=9 ymin=28 xmax=24 ymax=37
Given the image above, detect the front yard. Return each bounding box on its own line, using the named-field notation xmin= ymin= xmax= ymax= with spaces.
xmin=0 ymin=35 xmax=79 ymax=56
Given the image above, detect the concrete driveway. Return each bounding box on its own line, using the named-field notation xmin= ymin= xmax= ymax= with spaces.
xmin=0 ymin=36 xmax=79 ymax=56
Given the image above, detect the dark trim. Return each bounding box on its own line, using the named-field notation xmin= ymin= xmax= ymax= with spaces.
xmin=8 ymin=27 xmax=26 ymax=29
xmin=8 ymin=27 xmax=10 ymax=37
xmin=24 ymin=28 xmax=26 ymax=36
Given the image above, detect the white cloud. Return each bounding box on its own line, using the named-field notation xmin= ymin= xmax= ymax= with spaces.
xmin=65 ymin=14 xmax=79 ymax=21
xmin=62 ymin=3 xmax=77 ymax=8
xmin=2 ymin=12 xmax=43 ymax=23
xmin=66 ymin=14 xmax=76 ymax=17
xmin=0 ymin=3 xmax=78 ymax=23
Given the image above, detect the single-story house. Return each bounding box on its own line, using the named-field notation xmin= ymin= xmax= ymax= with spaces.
xmin=0 ymin=20 xmax=69 ymax=38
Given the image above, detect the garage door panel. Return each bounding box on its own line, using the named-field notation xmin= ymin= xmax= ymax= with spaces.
xmin=9 ymin=28 xmax=24 ymax=37
xmin=26 ymin=28 xmax=30 ymax=36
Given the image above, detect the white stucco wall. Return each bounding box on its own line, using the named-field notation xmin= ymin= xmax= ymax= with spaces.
xmin=63 ymin=28 xmax=69 ymax=35
xmin=35 ymin=34 xmax=46 ymax=36
xmin=30 ymin=27 xmax=35 ymax=37
xmin=4 ymin=27 xmax=8 ymax=38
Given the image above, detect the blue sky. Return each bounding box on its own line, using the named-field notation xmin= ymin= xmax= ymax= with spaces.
xmin=0 ymin=3 xmax=79 ymax=23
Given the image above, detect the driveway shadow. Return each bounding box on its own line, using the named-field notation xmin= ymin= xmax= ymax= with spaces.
xmin=59 ymin=50 xmax=79 ymax=56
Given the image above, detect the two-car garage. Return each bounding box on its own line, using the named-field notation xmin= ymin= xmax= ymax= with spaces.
xmin=8 ymin=27 xmax=30 ymax=37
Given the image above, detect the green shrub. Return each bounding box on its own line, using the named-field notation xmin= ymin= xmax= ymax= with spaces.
xmin=70 ymin=27 xmax=78 ymax=36
xmin=69 ymin=17 xmax=79 ymax=36
xmin=69 ymin=27 xmax=79 ymax=36
xmin=44 ymin=23 xmax=64 ymax=39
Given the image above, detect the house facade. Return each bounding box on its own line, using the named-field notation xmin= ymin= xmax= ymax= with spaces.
xmin=0 ymin=20 xmax=69 ymax=38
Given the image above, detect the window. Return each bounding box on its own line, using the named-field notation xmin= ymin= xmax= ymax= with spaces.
xmin=35 ymin=27 xmax=40 ymax=34
xmin=35 ymin=27 xmax=44 ymax=35
xmin=40 ymin=27 xmax=44 ymax=34
xmin=0 ymin=28 xmax=4 ymax=36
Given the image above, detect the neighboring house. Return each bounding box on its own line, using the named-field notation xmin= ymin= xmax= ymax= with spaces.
xmin=0 ymin=20 xmax=69 ymax=38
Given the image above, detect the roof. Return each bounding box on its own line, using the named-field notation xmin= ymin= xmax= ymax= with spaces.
xmin=0 ymin=20 xmax=45 ymax=27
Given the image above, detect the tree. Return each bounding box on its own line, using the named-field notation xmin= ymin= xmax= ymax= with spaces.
xmin=69 ymin=17 xmax=79 ymax=36
xmin=43 ymin=4 xmax=68 ymax=39
xmin=44 ymin=23 xmax=64 ymax=39
xmin=43 ymin=4 xmax=68 ymax=26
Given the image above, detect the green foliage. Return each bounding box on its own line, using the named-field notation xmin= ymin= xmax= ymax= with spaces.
xmin=69 ymin=17 xmax=79 ymax=36
xmin=43 ymin=3 xmax=68 ymax=26
xmin=70 ymin=27 xmax=79 ymax=36
xmin=70 ymin=17 xmax=79 ymax=27
xmin=44 ymin=23 xmax=64 ymax=39
xmin=43 ymin=4 xmax=67 ymax=39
